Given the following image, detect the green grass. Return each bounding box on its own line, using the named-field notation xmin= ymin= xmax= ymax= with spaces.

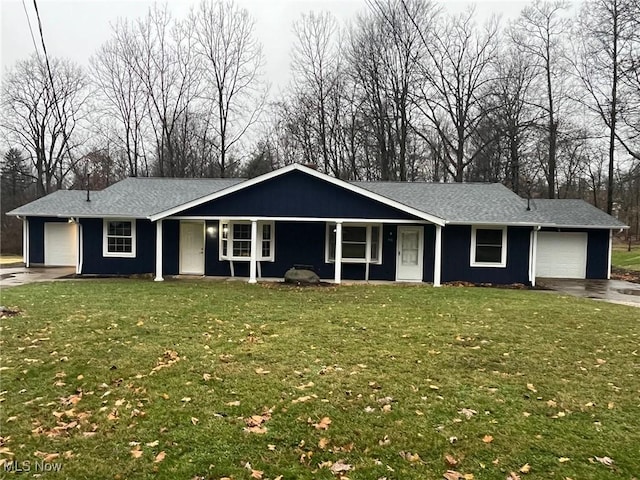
xmin=0 ymin=255 xmax=23 ymax=265
xmin=0 ymin=280 xmax=638 ymax=479
xmin=612 ymin=245 xmax=640 ymax=271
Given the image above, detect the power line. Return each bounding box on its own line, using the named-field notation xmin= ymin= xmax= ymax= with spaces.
xmin=31 ymin=0 xmax=79 ymax=186
xmin=21 ymin=0 xmax=40 ymax=56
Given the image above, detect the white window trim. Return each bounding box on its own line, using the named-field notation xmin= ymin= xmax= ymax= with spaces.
xmin=325 ymin=223 xmax=382 ymax=264
xmin=470 ymin=225 xmax=507 ymax=268
xmin=103 ymin=219 xmax=136 ymax=258
xmin=219 ymin=220 xmax=275 ymax=262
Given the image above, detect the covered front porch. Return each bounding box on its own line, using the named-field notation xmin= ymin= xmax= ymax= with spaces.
xmin=153 ymin=217 xmax=443 ymax=286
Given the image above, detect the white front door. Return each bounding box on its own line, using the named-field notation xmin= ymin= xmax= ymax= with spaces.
xmin=396 ymin=226 xmax=424 ymax=282
xmin=180 ymin=221 xmax=204 ymax=275
xmin=44 ymin=222 xmax=77 ymax=266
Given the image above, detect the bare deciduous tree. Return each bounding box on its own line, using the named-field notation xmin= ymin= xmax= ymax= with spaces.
xmin=511 ymin=0 xmax=572 ymax=198
xmin=91 ymin=20 xmax=150 ymax=177
xmin=413 ymin=8 xmax=499 ymax=182
xmin=1 ymin=54 xmax=89 ymax=196
xmin=194 ymin=0 xmax=267 ymax=177
xmin=574 ymin=0 xmax=636 ymax=213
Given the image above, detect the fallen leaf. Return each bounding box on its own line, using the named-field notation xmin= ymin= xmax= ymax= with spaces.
xmin=399 ymin=451 xmax=421 ymax=463
xmin=507 ymin=472 xmax=521 ymax=480
xmin=250 ymin=469 xmax=263 ymax=479
xmin=482 ymin=435 xmax=494 ymax=444
xmin=254 ymin=367 xmax=270 ymax=375
xmin=445 ymin=454 xmax=458 ymax=466
xmin=181 ymin=397 xmax=192 ymax=403
xmin=225 ymin=400 xmax=241 ymax=407
xmin=382 ymin=404 xmax=392 ymax=413
xmin=319 ymin=437 xmax=329 ymax=449
xmin=329 ymin=459 xmax=352 ymax=474
xmin=43 ymin=452 xmax=60 ymax=462
xmin=558 ymin=457 xmax=570 ymax=463
xmin=459 ymin=408 xmax=477 ymax=419
xmin=292 ymin=395 xmax=312 ymax=404
xmin=519 ymin=463 xmax=531 ymax=473
xmin=154 ymin=451 xmax=166 ymax=463
xmin=267 ymin=444 xmax=276 ymax=451
xmin=593 ymin=456 xmax=613 ymax=466
xmin=313 ymin=416 xmax=332 ymax=430
xmin=202 ymin=373 xmax=212 ymax=381
xmin=191 ymin=417 xmax=199 ymax=425
xmin=146 ymin=440 xmax=159 ymax=447
xmin=526 ymin=383 xmax=537 ymax=393
xmin=131 ymin=447 xmax=143 ymax=459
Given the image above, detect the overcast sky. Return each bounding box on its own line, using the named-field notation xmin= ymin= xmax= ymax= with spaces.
xmin=1 ymin=0 xmax=531 ymax=91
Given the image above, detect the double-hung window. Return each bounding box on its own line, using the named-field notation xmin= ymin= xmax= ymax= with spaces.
xmin=220 ymin=221 xmax=275 ymax=261
xmin=326 ymin=224 xmax=382 ymax=263
xmin=470 ymin=226 xmax=507 ymax=267
xmin=103 ymin=219 xmax=136 ymax=257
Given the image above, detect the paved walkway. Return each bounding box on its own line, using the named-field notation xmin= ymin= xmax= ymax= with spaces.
xmin=0 ymin=265 xmax=75 ymax=289
xmin=536 ymin=278 xmax=640 ymax=308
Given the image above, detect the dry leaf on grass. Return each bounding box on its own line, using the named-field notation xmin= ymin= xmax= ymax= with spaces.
xmin=329 ymin=459 xmax=352 ymax=475
xmin=519 ymin=463 xmax=531 ymax=473
xmin=312 ymin=416 xmax=332 ymax=430
xmin=445 ymin=454 xmax=458 ymax=466
xmin=154 ymin=451 xmax=166 ymax=463
xmin=131 ymin=447 xmax=143 ymax=459
xmin=482 ymin=435 xmax=494 ymax=443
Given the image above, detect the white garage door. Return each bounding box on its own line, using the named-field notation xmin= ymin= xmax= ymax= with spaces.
xmin=44 ymin=223 xmax=77 ymax=266
xmin=536 ymin=232 xmax=587 ymax=279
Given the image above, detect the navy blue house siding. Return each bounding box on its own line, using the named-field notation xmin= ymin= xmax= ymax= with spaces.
xmin=80 ymin=218 xmax=155 ymax=275
xmin=586 ymin=229 xmax=609 ymax=279
xmin=28 ymin=216 xmax=68 ymax=264
xmin=441 ymin=226 xmax=531 ymax=284
xmin=200 ymin=221 xmax=407 ymax=281
xmin=162 ymin=220 xmax=180 ymax=276
xmin=180 ymin=170 xmax=422 ymax=221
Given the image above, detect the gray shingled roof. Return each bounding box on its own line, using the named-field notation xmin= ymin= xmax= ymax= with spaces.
xmin=355 ymin=181 xmax=626 ymax=228
xmin=526 ymin=199 xmax=626 ymax=228
xmin=8 ymin=171 xmax=626 ymax=228
xmin=354 ymin=182 xmax=534 ymax=224
xmin=8 ymin=177 xmax=243 ymax=218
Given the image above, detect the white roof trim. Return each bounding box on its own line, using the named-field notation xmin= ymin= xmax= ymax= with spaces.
xmin=148 ymin=163 xmax=446 ymax=226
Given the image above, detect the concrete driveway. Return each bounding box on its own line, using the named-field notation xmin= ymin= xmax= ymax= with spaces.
xmin=536 ymin=278 xmax=640 ymax=307
xmin=0 ymin=265 xmax=75 ymax=288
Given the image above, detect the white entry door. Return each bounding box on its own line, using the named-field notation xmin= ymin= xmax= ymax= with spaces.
xmin=396 ymin=226 xmax=424 ymax=282
xmin=180 ymin=221 xmax=205 ymax=275
xmin=44 ymin=222 xmax=77 ymax=266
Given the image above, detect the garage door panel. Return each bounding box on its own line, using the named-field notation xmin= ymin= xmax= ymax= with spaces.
xmin=44 ymin=223 xmax=77 ymax=266
xmin=536 ymin=232 xmax=587 ymax=279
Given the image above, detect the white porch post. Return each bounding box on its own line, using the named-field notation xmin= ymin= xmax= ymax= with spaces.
xmin=22 ymin=217 xmax=30 ymax=268
xmin=529 ymin=227 xmax=539 ymax=287
xmin=249 ymin=219 xmax=258 ymax=284
xmin=154 ymin=220 xmax=164 ymax=282
xmin=334 ymin=221 xmax=343 ymax=284
xmin=607 ymin=229 xmax=613 ymax=280
xmin=433 ymin=224 xmax=442 ymax=287
xmin=76 ymin=221 xmax=83 ymax=275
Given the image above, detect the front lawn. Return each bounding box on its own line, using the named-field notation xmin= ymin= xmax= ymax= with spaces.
xmin=612 ymin=245 xmax=640 ymax=271
xmin=0 ymin=281 xmax=638 ymax=479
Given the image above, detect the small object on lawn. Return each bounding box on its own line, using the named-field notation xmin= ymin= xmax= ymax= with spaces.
xmin=284 ymin=268 xmax=320 ymax=285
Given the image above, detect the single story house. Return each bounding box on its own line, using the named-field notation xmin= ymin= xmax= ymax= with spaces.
xmin=8 ymin=163 xmax=627 ymax=286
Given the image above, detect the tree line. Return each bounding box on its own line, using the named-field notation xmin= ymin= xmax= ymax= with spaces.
xmin=1 ymin=0 xmax=640 ymax=253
